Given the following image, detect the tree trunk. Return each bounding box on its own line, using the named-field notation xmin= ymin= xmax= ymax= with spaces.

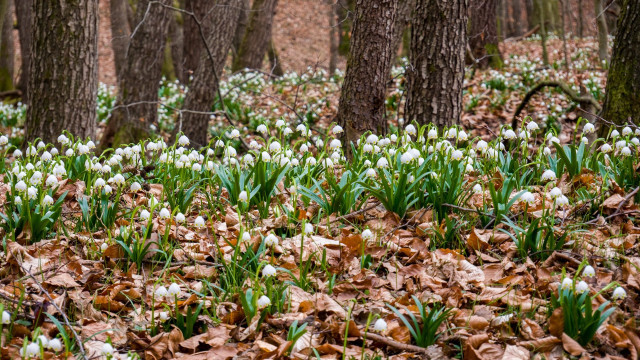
xmin=182 ymin=0 xmax=210 ymax=81
xmin=179 ymin=0 xmax=241 ymax=147
xmin=391 ymin=0 xmax=414 ymax=58
xmin=15 ymin=0 xmax=31 ymax=101
xmin=328 ymin=0 xmax=338 ymax=75
xmin=512 ymin=0 xmax=523 ymax=36
xmin=469 ymin=0 xmax=503 ymax=69
xmin=267 ymin=39 xmax=284 ymax=76
xmin=337 ymin=0 xmax=398 ymax=151
xmin=26 ymin=0 xmax=98 ymax=144
xmin=405 ymin=0 xmax=469 ymax=129
xmin=101 ymin=0 xmax=171 ymax=148
xmin=0 ymin=0 xmax=13 ymax=92
xmin=336 ymin=0 xmax=354 ymax=56
xmin=577 ymin=0 xmax=584 ymax=38
xmin=232 ymin=0 xmax=279 ymax=72
xmin=595 ymin=0 xmax=609 ymax=64
xmin=110 ymin=0 xmax=131 ymax=85
xmin=170 ymin=12 xmax=184 ymax=82
xmin=559 ymin=0 xmax=570 ymax=70
xmin=232 ymin=0 xmax=250 ymax=62
xmin=600 ymin=0 xmax=640 ymax=129
xmin=538 ymin=0 xmax=550 ymax=65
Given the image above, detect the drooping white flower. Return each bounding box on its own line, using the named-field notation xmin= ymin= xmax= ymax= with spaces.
xmin=238 ymin=190 xmax=249 ymax=203
xmin=257 ymin=295 xmax=271 ymax=308
xmin=140 ymin=210 xmax=151 ymax=220
xmin=561 ymin=277 xmax=572 ymax=290
xmin=154 ymin=286 xmax=168 ymax=298
xmin=541 ymin=170 xmax=556 ymax=182
xmin=2 ymin=310 xmax=10 ymax=324
xmin=621 ymin=147 xmax=632 ymax=156
xmin=548 ymin=187 xmax=562 ymax=199
xmin=554 ymin=195 xmax=569 ymax=207
xmin=42 ymin=195 xmax=54 ymax=206
xmin=473 ymin=184 xmax=483 ymax=194
xmin=582 ymin=265 xmax=595 ymax=278
xmin=26 ymin=342 xmax=40 ymax=357
xmin=101 ymin=342 xmax=114 ymax=356
xmin=130 ymin=181 xmax=142 ymax=192
xmin=159 ymin=311 xmax=169 ymax=321
xmin=503 ymin=129 xmax=516 ymax=140
xmin=622 ymin=126 xmax=632 ymax=136
xmin=175 ymin=213 xmax=185 ymax=223
xmin=520 ymin=191 xmax=535 ymax=206
xmin=601 ymin=143 xmax=613 ymax=153
xmin=194 ymin=216 xmax=205 ymax=228
xmin=427 ymin=129 xmax=438 ymax=139
xmin=48 ymin=338 xmax=63 ymax=352
xmin=229 ymin=129 xmax=240 ymax=139
xmin=178 ymin=135 xmax=190 ymax=146
xmin=262 ymin=264 xmax=277 ymax=277
xmin=257 ymin=124 xmax=268 ymax=134
xmin=329 ymin=139 xmax=341 ymax=150
xmin=575 ymin=281 xmax=589 ymax=294
xmin=405 ymin=124 xmax=417 ymax=136
xmin=159 ymin=208 xmax=170 ymax=219
xmin=611 ymin=129 xmax=620 ymax=138
xmin=264 ymin=233 xmax=279 ymax=247
xmin=303 ymin=223 xmax=314 ymax=235
xmin=331 ymin=125 xmax=343 ymax=135
xmin=27 ymin=187 xmax=38 ymax=200
xmin=362 ymin=229 xmax=373 ymax=241
xmin=583 ymin=123 xmax=595 ymax=134
xmin=15 ymin=180 xmax=27 ymax=192
xmin=451 ymin=150 xmax=463 ymax=161
xmin=373 ymin=318 xmax=388 ymax=332
xmin=612 ymin=286 xmax=627 ymax=300
xmin=526 ymin=121 xmax=539 ymax=131
xmin=167 ymin=283 xmax=181 ymax=297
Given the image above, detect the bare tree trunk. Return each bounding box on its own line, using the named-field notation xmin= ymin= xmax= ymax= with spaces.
xmin=513 ymin=0 xmax=523 ymax=36
xmin=0 ymin=0 xmax=13 ymax=92
xmin=26 ymin=0 xmax=98 ymax=144
xmin=179 ymin=0 xmax=241 ymax=147
xmin=232 ymin=0 xmax=250 ymax=62
xmin=169 ymin=11 xmax=184 ymax=82
xmin=336 ymin=0 xmax=354 ymax=56
xmin=600 ymin=0 xmax=640 ymax=130
xmin=183 ymin=0 xmax=210 ymax=81
xmin=469 ymin=0 xmax=503 ymax=69
xmin=337 ymin=0 xmax=398 ymax=152
xmin=267 ymin=39 xmax=284 ymax=76
xmin=328 ymin=0 xmax=338 ymax=75
xmin=559 ymin=0 xmax=570 ymax=70
xmin=405 ymin=0 xmax=469 ymax=128
xmin=101 ymin=0 xmax=172 ymax=148
xmin=538 ymin=0 xmax=550 ymax=65
xmin=110 ymin=0 xmax=131 ymax=85
xmin=15 ymin=0 xmax=31 ymax=101
xmin=594 ymin=0 xmax=609 ymax=65
xmin=232 ymin=0 xmax=279 ymax=72
xmin=391 ymin=0 xmax=414 ymax=57
xmin=577 ymin=0 xmax=584 ymax=38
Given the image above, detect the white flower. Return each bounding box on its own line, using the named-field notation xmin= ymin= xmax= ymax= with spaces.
xmin=140 ymin=210 xmax=151 ymax=220
xmin=621 ymin=147 xmax=632 ymax=156
xmin=543 ymin=147 xmax=551 ymax=156
xmin=583 ymin=123 xmax=595 ymax=133
xmin=303 ymin=223 xmax=314 ymax=235
xmin=148 ymin=197 xmax=158 ymax=208
xmin=194 ymin=216 xmax=205 ymax=228
xmin=238 ymin=190 xmax=249 ymax=203
xmin=2 ymin=310 xmax=10 ymax=324
xmin=257 ymin=295 xmax=271 ymax=308
xmin=26 ymin=342 xmax=40 ymax=357
xmin=377 ymin=157 xmax=389 ymax=168
xmin=451 ymin=150 xmax=463 ymax=161
xmin=15 ymin=180 xmax=27 ymax=191
xmin=473 ymin=184 xmax=483 ymax=194
xmin=13 ymin=149 xmax=22 ymax=157
xmin=130 ymin=182 xmax=141 ymax=192
xmin=155 ymin=286 xmax=168 ymax=298
xmin=427 ymin=129 xmax=438 ymax=139
xmin=41 ymin=151 xmax=52 ymax=162
xmin=48 ymin=338 xmax=63 ymax=352
xmin=526 ymin=121 xmax=539 ymax=131
xmin=65 ymin=148 xmax=74 ymax=156
xmin=331 ymin=125 xmax=343 ymax=135
xmin=229 ymin=129 xmax=240 ymax=139
xmin=366 ymin=168 xmax=376 ymax=178
xmin=548 ymin=187 xmax=562 ymax=199
xmin=178 ymin=135 xmax=190 ymax=146
xmin=27 ymin=187 xmax=37 ymax=200
xmin=159 ymin=311 xmax=169 ymax=321
xmin=366 ymin=134 xmax=379 ymax=144
xmin=86 ymin=140 xmax=96 ymax=149
xmin=520 ymin=191 xmax=535 ymax=206
xmin=159 ymin=208 xmax=170 ymax=219
xmin=296 ymin=124 xmax=307 ymax=134
xmin=329 ymin=139 xmax=341 ymax=150
xmin=30 ymin=171 xmax=43 ymax=185
xmin=264 ymin=233 xmax=279 ymax=247
xmin=172 ymin=213 xmax=185 ymax=224
xmin=42 ymin=195 xmax=54 ymax=206
xmin=362 ymin=229 xmax=373 ymax=241
xmin=601 ymin=143 xmax=612 ymax=153
xmin=611 ymin=129 xmax=620 ymax=138
xmin=561 ymin=277 xmax=572 ymax=290
xmin=612 ymin=286 xmax=626 ymax=300
xmin=242 ymin=232 xmax=251 ymax=242
xmin=276 ymin=119 xmax=286 ymax=128
xmin=101 ymin=242 xmax=108 ymax=252
xmin=476 ymin=140 xmax=488 ymax=151
xmin=373 ymin=318 xmax=387 ymax=332
xmin=405 ymin=124 xmax=417 ymax=136
xmin=262 ymin=264 xmax=277 ymax=277
xmin=400 ymin=152 xmax=413 ymax=164
xmin=363 ymin=144 xmax=373 ymax=153
xmin=583 ymin=265 xmax=595 ymax=278
xmin=541 ymin=170 xmax=556 ymax=182
xmin=101 ymin=342 xmax=114 ymax=356
xmin=575 ymin=281 xmax=589 ymax=294
xmin=168 ymin=283 xmax=181 ymax=297
xmin=0 ymin=135 xmax=7 ymax=145
xmin=622 ymin=126 xmax=632 ymax=136
xmin=555 ymin=195 xmax=569 ymax=207
xmin=503 ymin=129 xmax=516 ymax=140
xmin=257 ymin=124 xmax=268 ymax=134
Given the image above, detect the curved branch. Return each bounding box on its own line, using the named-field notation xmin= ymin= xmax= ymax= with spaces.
xmin=512 ymin=80 xmax=602 ymax=129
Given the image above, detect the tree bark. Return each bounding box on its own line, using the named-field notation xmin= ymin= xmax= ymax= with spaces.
xmin=0 ymin=0 xmax=13 ymax=92
xmin=15 ymin=0 xmax=31 ymax=101
xmin=110 ymin=0 xmax=131 ymax=85
xmin=26 ymin=0 xmax=98 ymax=144
xmin=179 ymin=0 xmax=241 ymax=147
xmin=232 ymin=0 xmax=279 ymax=72
xmin=328 ymin=0 xmax=338 ymax=75
xmin=182 ymin=0 xmax=210 ymax=81
xmin=594 ymin=0 xmax=609 ymax=64
xmin=232 ymin=0 xmax=250 ymax=62
xmin=101 ymin=0 xmax=172 ymax=148
xmin=267 ymin=39 xmax=284 ymax=76
xmin=405 ymin=0 xmax=469 ymax=129
xmin=336 ymin=0 xmax=354 ymax=56
xmin=336 ymin=0 xmax=398 ymax=151
xmin=577 ymin=0 xmax=584 ymax=38
xmin=391 ymin=0 xmax=414 ymax=58
xmin=469 ymin=0 xmax=503 ymax=69
xmin=600 ymin=0 xmax=640 ymax=129
xmin=537 ymin=0 xmax=549 ymax=65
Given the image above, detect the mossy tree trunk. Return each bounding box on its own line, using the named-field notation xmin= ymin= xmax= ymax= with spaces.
xmin=405 ymin=0 xmax=469 ymax=128
xmin=15 ymin=0 xmax=31 ymax=101
xmin=469 ymin=0 xmax=503 ymax=69
xmin=26 ymin=0 xmax=98 ymax=144
xmin=231 ymin=0 xmax=279 ymax=72
xmin=101 ymin=0 xmax=172 ymax=148
xmin=110 ymin=0 xmax=131 ymax=85
xmin=595 ymin=0 xmax=610 ymax=65
xmin=0 ymin=0 xmax=13 ymax=92
xmin=179 ymin=0 xmax=241 ymax=147
xmin=337 ymin=0 xmax=398 ymax=152
xmin=183 ymin=0 xmax=211 ymax=81
xmin=600 ymin=0 xmax=640 ymax=130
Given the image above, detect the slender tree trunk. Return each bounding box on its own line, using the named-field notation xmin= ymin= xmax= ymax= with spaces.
xmin=182 ymin=0 xmax=210 ymax=81
xmin=232 ymin=0 xmax=279 ymax=72
xmin=600 ymin=0 xmax=640 ymax=129
xmin=26 ymin=0 xmax=98 ymax=144
xmin=538 ymin=0 xmax=550 ymax=65
xmin=101 ymin=0 xmax=172 ymax=148
xmin=328 ymin=0 xmax=338 ymax=75
xmin=337 ymin=0 xmax=398 ymax=151
xmin=512 ymin=0 xmax=523 ymax=36
xmin=15 ymin=0 xmax=31 ymax=101
xmin=405 ymin=0 xmax=469 ymax=128
xmin=0 ymin=0 xmax=13 ymax=91
xmin=267 ymin=39 xmax=284 ymax=76
xmin=469 ymin=0 xmax=503 ymax=69
xmin=169 ymin=11 xmax=184 ymax=82
xmin=391 ymin=0 xmax=414 ymax=58
xmin=336 ymin=0 xmax=353 ymax=56
xmin=594 ymin=0 xmax=609 ymax=64
xmin=559 ymin=0 xmax=570 ymax=70
xmin=232 ymin=0 xmax=250 ymax=62
xmin=179 ymin=0 xmax=241 ymax=147
xmin=110 ymin=0 xmax=131 ymax=85
xmin=577 ymin=0 xmax=584 ymax=38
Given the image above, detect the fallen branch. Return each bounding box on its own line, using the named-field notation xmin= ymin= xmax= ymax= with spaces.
xmin=365 ymin=333 xmax=432 ymax=356
xmin=330 ymin=203 xmax=379 ymax=224
xmin=505 ymin=25 xmax=540 ymax=42
xmin=512 ymin=80 xmax=602 ymax=129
